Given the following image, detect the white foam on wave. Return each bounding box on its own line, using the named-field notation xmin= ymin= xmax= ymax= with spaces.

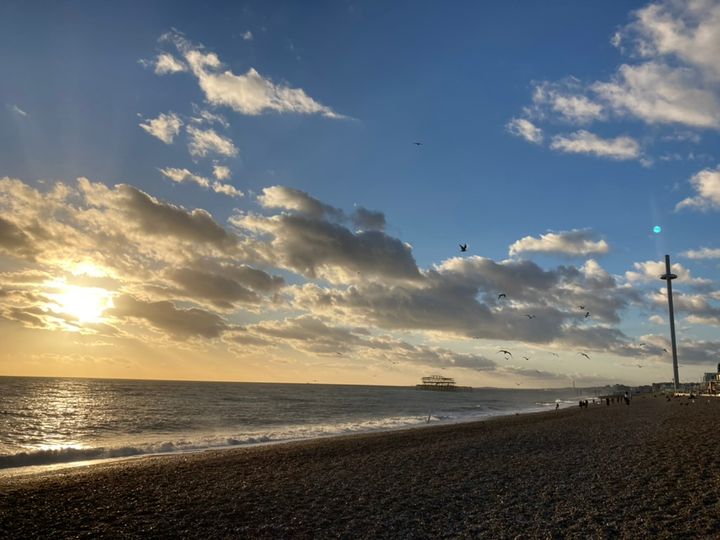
xmin=0 ymin=401 xmax=565 ymax=472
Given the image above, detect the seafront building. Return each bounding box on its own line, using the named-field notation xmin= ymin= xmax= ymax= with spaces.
xmin=702 ymin=363 xmax=720 ymax=394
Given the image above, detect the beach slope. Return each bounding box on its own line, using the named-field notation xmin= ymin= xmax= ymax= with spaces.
xmin=2 ymin=396 xmax=720 ymax=538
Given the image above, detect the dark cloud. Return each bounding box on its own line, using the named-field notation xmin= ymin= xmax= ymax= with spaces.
xmin=239 ymin=213 xmax=421 ymax=281
xmin=0 ymin=216 xmax=36 ymax=259
xmin=117 ymin=185 xmax=235 ymax=246
xmin=168 ymin=268 xmax=261 ymax=309
xmin=351 ymin=207 xmax=386 ymax=231
xmin=108 ymin=294 xmax=227 ymax=339
xmin=292 ymin=255 xmax=637 ymax=349
xmin=165 ymin=261 xmax=284 ymax=309
xmin=258 ymin=186 xmax=344 ymax=221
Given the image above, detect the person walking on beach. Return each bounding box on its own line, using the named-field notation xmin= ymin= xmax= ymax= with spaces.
xmin=623 ymin=391 xmax=630 ymax=405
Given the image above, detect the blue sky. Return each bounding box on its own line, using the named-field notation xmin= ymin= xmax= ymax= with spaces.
xmin=1 ymin=0 xmax=720 ymax=386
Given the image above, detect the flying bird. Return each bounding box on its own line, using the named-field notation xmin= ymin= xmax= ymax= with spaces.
xmin=578 ymin=305 xmax=585 ymax=310
xmin=522 ymin=356 xmax=530 ymax=361
xmin=525 ymin=314 xmax=536 ymax=319
xmin=550 ymin=352 xmax=559 ymax=357
xmin=459 ymin=243 xmax=468 ymax=252
xmin=498 ymin=349 xmax=512 ymax=358
xmin=663 ymin=348 xmax=669 ymax=353
xmin=413 ymin=142 xmax=422 ymax=146
xmin=578 ymin=352 xmax=591 ymax=359
xmin=498 ymin=293 xmax=506 ymax=300
xmin=584 ymin=312 xmax=591 ymax=318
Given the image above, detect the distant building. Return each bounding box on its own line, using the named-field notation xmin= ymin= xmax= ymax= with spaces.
xmin=702 ymin=363 xmax=720 ymax=394
xmin=416 ymin=375 xmax=472 ymax=391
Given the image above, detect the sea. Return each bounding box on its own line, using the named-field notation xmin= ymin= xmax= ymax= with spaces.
xmin=0 ymin=377 xmax=587 ymax=473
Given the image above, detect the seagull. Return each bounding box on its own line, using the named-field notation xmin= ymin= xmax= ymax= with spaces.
xmin=413 ymin=142 xmax=422 ymax=146
xmin=663 ymin=348 xmax=669 ymax=353
xmin=636 ymin=364 xmax=644 ymax=368
xmin=522 ymin=356 xmax=530 ymax=361
xmin=525 ymin=314 xmax=536 ymax=319
xmin=584 ymin=312 xmax=591 ymax=318
xmin=550 ymin=352 xmax=559 ymax=357
xmin=498 ymin=293 xmax=507 ymax=300
xmin=498 ymin=349 xmax=512 ymax=358
xmin=459 ymin=243 xmax=468 ymax=252
xmin=578 ymin=305 xmax=585 ymax=310
xmin=578 ymin=352 xmax=591 ymax=359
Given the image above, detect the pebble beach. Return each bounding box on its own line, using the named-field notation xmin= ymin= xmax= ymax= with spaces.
xmin=2 ymin=394 xmax=720 ymax=538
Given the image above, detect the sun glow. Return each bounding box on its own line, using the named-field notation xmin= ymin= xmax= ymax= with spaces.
xmin=50 ymin=284 xmax=114 ymax=323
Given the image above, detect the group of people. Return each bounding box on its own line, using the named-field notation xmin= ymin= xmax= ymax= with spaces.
xmin=578 ymin=392 xmax=631 ymax=408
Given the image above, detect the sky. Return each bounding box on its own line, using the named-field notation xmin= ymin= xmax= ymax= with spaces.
xmin=1 ymin=0 xmax=720 ymax=387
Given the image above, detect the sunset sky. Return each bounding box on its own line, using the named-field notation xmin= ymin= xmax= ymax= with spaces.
xmin=2 ymin=0 xmax=720 ymax=387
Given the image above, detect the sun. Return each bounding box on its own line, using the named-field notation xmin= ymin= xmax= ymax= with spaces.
xmin=51 ymin=284 xmax=114 ymax=323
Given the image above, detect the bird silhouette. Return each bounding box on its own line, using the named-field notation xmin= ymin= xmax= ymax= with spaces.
xmin=459 ymin=243 xmax=468 ymax=252
xmin=550 ymin=352 xmax=559 ymax=357
xmin=663 ymin=348 xmax=669 ymax=353
xmin=578 ymin=352 xmax=591 ymax=359
xmin=584 ymin=312 xmax=590 ymax=318
xmin=498 ymin=293 xmax=507 ymax=300
xmin=522 ymin=356 xmax=530 ymax=361
xmin=498 ymin=349 xmax=512 ymax=357
xmin=525 ymin=314 xmax=536 ymax=319
xmin=578 ymin=305 xmax=585 ymax=310
xmin=413 ymin=142 xmax=422 ymax=146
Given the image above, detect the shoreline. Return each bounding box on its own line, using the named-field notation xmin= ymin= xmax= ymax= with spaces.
xmin=0 ymin=398 xmax=581 ymax=476
xmin=5 ymin=395 xmax=720 ymax=537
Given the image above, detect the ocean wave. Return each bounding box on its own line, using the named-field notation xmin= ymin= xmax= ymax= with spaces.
xmin=0 ymin=403 xmax=566 ymax=471
xmin=0 ymin=435 xmax=275 ymax=470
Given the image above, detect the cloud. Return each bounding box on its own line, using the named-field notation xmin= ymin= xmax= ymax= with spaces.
xmin=152 ymin=53 xmax=187 ymax=75
xmin=620 ymin=0 xmax=720 ymax=81
xmin=0 ymin=216 xmax=37 ymax=259
xmin=190 ymin=107 xmax=229 ymax=128
xmin=291 ymin=256 xmax=636 ymax=346
xmin=505 ymin=118 xmax=543 ymax=144
xmin=167 ymin=268 xmax=262 ymax=309
xmin=592 ymin=62 xmax=720 ymax=129
xmin=160 ymin=31 xmax=345 ymax=119
xmin=139 ymin=112 xmax=183 ymax=144
xmin=681 ymin=246 xmax=720 ymax=259
xmin=236 ymin=213 xmax=421 ymax=282
xmin=211 ymin=182 xmax=243 ymax=198
xmin=258 ymin=186 xmax=345 ymax=221
xmin=236 ymin=315 xmax=497 ymax=371
xmin=159 ymin=167 xmax=242 ymax=198
xmin=186 ymin=125 xmax=238 ymax=158
xmin=109 ymin=294 xmax=227 ymax=339
xmin=625 ymin=260 xmax=711 ymax=286
xmin=352 ymin=207 xmax=386 ymax=231
xmin=509 ymin=229 xmax=610 ymax=257
xmin=510 ymin=0 xmax=720 ymax=157
xmin=11 ymin=105 xmax=28 ymax=117
xmin=159 ymin=167 xmax=211 ymax=188
xmin=530 ymin=79 xmax=604 ymax=124
xmin=213 ymin=165 xmax=231 ymax=181
xmin=242 ymin=31 xmax=253 ymax=41
xmin=649 ymin=314 xmax=664 ymax=325
xmin=675 ymin=166 xmax=720 ymax=211
xmin=550 ymin=130 xmax=641 ymax=160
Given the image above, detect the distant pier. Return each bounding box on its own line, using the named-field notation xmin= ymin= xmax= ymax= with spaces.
xmin=416 ymin=375 xmax=472 ymax=391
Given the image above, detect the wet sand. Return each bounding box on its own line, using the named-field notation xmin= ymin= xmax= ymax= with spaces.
xmin=2 ymin=395 xmax=720 ymax=538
